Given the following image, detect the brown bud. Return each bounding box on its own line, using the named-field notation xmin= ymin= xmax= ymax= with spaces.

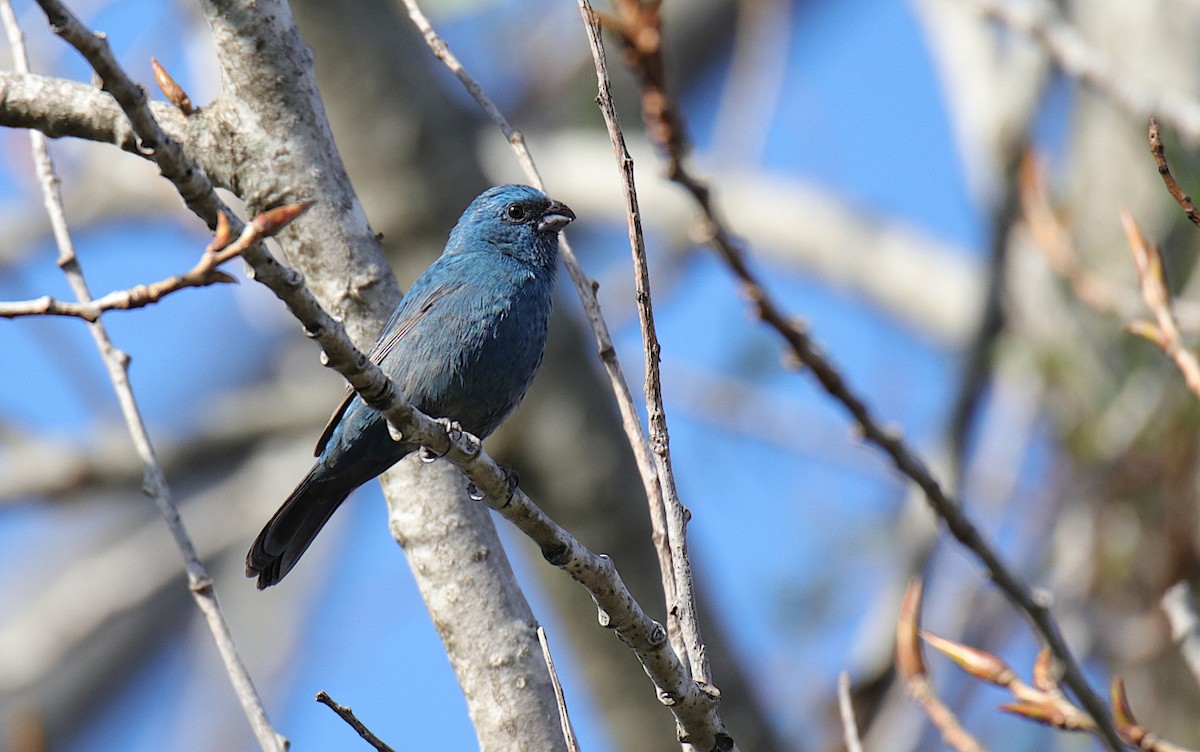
xmin=203 ymin=270 xmax=238 ymax=285
xmin=150 ymin=58 xmax=195 ymax=115
xmin=208 ymin=211 xmax=233 ymax=253
xmin=922 ymin=632 xmax=1014 ymax=687
xmin=1110 ymin=675 xmax=1138 ymax=729
xmin=1122 ymin=209 xmax=1169 ymax=299
xmin=895 ymin=578 xmax=925 ymax=679
xmin=1032 ymin=648 xmax=1058 ymax=692
xmin=1126 ymin=320 xmax=1166 ymax=347
xmin=1121 ymin=208 xmax=1150 ymax=261
xmin=1000 ymin=699 xmax=1063 ymax=727
xmin=252 ymin=201 xmax=315 ymax=236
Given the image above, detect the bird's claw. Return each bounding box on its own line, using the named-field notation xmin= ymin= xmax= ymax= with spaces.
xmin=498 ymin=463 xmax=520 ymax=508
xmin=440 ymin=418 xmax=463 ymax=443
xmin=419 ymin=418 xmax=462 ymax=461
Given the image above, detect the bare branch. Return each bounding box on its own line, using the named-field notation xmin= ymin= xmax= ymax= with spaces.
xmin=837 ymin=672 xmax=864 ymax=752
xmin=924 ymin=633 xmax=1199 ymax=751
xmin=1149 ymin=118 xmax=1200 ymax=228
xmin=394 ymin=0 xmax=677 ymax=641
xmin=578 ymin=0 xmax=717 ymax=719
xmin=0 ymin=71 xmax=186 ymax=154
xmin=0 ymin=204 xmax=309 ymax=321
xmin=315 ymin=692 xmax=396 ymax=752
xmin=603 ymin=3 xmax=1126 ymax=748
xmin=7 ymin=3 xmax=287 ymax=750
xmin=1121 ymin=209 xmax=1200 ymax=398
xmin=970 ymin=0 xmax=1200 ymax=147
xmin=895 ymin=580 xmax=988 ymax=752
xmin=537 ymin=628 xmax=581 ymax=752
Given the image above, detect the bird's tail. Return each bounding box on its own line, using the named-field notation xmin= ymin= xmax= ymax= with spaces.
xmin=246 ymin=467 xmax=355 ymax=589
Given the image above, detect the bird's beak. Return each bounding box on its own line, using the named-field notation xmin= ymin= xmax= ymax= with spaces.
xmin=537 ymin=200 xmax=576 ymax=233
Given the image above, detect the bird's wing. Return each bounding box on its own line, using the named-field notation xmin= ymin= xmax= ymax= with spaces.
xmin=313 ymin=280 xmax=463 ymax=456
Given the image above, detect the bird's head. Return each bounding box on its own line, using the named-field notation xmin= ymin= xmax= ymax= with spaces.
xmin=445 ymin=184 xmax=575 ymax=269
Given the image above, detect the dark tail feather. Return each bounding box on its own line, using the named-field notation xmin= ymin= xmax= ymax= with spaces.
xmin=247 ymin=467 xmax=354 ymax=589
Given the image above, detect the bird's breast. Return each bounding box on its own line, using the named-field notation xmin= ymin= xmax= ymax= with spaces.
xmin=391 ymin=269 xmax=552 ymax=438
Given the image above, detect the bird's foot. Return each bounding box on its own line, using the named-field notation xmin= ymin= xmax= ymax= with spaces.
xmin=499 ymin=463 xmax=520 ymax=508
xmin=440 ymin=418 xmax=463 ymax=443
xmin=418 ymin=419 xmax=462 ymax=462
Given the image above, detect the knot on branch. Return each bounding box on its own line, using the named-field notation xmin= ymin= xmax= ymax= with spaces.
xmin=541 ymin=543 xmax=570 ymax=567
xmin=647 ymin=622 xmax=667 ymax=647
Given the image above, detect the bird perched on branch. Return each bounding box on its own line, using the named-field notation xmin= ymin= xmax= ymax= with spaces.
xmin=247 ymin=184 xmax=574 ymax=588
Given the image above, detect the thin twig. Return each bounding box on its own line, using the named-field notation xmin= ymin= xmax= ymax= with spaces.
xmin=7 ymin=4 xmax=287 ymax=751
xmin=924 ymin=631 xmax=1200 ymax=751
xmin=0 ymin=206 xmax=308 ymax=321
xmin=1149 ymin=118 xmax=1200 ymax=228
xmin=1121 ymin=209 xmax=1200 ymax=399
xmin=603 ymin=4 xmax=1126 ymax=749
xmin=836 ymin=672 xmax=864 ymax=752
xmin=1111 ymin=677 xmax=1197 ymax=752
xmin=396 ymin=0 xmax=681 ymax=702
xmin=1162 ymin=582 xmax=1200 ymax=690
xmin=577 ymin=0 xmax=714 ymax=701
xmin=315 ymin=691 xmax=397 ymax=752
xmin=536 ymin=627 xmax=582 ymax=752
xmin=895 ymin=580 xmax=988 ymax=752
xmin=1020 ymin=152 xmax=1136 ymax=318
xmin=32 ymin=0 xmax=223 ymax=229
xmin=922 ymin=634 xmax=1092 ymax=730
xmin=1020 ymin=150 xmax=1200 ymax=330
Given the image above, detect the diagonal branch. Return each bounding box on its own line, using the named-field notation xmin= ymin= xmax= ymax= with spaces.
xmin=397 ymin=0 xmax=682 ymax=696
xmin=601 ymin=2 xmax=1126 ymax=750
xmin=315 ymin=691 xmax=397 ymax=752
xmin=578 ymin=0 xmax=715 ymax=709
xmin=393 ymin=0 xmax=676 ymax=611
xmin=0 ymin=71 xmax=187 ymax=153
xmin=7 ymin=3 xmax=288 ymax=750
xmin=1149 ymin=117 xmax=1200 ymax=228
xmin=537 ymin=628 xmax=582 ymax=752
xmin=0 ymin=206 xmax=307 ymax=321
xmin=1121 ymin=209 xmax=1200 ymax=399
xmin=969 ymin=0 xmax=1200 ymax=147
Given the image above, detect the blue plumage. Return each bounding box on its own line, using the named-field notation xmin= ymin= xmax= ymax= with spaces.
xmin=247 ymin=185 xmax=574 ymax=588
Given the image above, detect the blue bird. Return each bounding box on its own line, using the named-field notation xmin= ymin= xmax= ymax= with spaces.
xmin=247 ymin=185 xmax=574 ymax=588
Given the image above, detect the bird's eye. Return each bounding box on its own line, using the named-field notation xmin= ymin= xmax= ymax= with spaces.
xmin=505 ymin=203 xmax=526 ymax=221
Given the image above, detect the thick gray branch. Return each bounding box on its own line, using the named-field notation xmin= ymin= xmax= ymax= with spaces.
xmin=0 ymin=71 xmax=169 ymax=149
xmin=194 ymin=2 xmax=569 ymax=749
